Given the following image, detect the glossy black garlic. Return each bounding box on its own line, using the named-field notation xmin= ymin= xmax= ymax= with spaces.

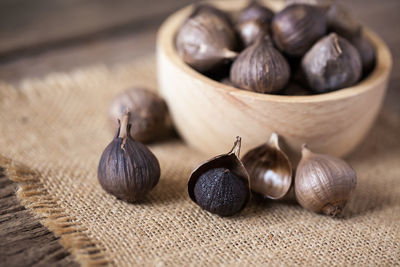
xmin=188 ymin=137 xmax=250 ymax=216
xmin=176 ymin=4 xmax=237 ymax=72
xmin=235 ymin=1 xmax=274 ymax=46
xmin=272 ymin=4 xmax=327 ymax=57
xmin=230 ymin=36 xmax=290 ymax=94
xmin=301 ymin=33 xmax=362 ymax=93
xmin=98 ymin=113 xmax=160 ymax=203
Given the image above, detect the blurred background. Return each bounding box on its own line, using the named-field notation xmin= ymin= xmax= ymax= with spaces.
xmin=0 ymin=0 xmax=195 ymax=81
xmin=0 ymin=0 xmax=398 ymax=113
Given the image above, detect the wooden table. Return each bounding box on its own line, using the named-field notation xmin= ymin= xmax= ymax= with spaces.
xmin=1 ymin=1 xmax=399 ymax=265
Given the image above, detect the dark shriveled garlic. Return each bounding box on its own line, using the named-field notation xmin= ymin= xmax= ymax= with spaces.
xmin=242 ymin=133 xmax=292 ymax=199
xmin=349 ymin=32 xmax=376 ymax=76
xmin=294 ymin=145 xmax=357 ymax=217
xmin=236 ymin=1 xmax=274 ymax=46
xmin=236 ymin=19 xmax=270 ymax=47
xmin=98 ymin=113 xmax=160 ymax=203
xmin=272 ymin=4 xmax=327 ymax=57
xmin=326 ymin=3 xmax=361 ymax=40
xmin=176 ymin=6 xmax=237 ymax=72
xmin=237 ymin=1 xmax=274 ymax=25
xmin=230 ymin=36 xmax=290 ymax=94
xmin=109 ymin=87 xmax=168 ymax=143
xmin=301 ymin=33 xmax=362 ymax=93
xmin=188 ymin=137 xmax=250 ymax=216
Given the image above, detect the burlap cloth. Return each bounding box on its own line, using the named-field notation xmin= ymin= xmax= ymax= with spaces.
xmin=1 ymin=56 xmax=399 ymax=266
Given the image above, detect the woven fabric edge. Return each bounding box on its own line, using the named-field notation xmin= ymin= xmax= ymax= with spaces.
xmin=0 ymin=154 xmax=111 ymax=267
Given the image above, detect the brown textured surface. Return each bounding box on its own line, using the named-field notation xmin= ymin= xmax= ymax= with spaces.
xmin=0 ymin=56 xmax=399 ymax=266
xmin=0 ymin=0 xmax=400 ymax=266
xmin=0 ymin=171 xmax=79 ymax=267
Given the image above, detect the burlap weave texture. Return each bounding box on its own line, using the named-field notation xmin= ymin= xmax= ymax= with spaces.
xmin=0 ymin=56 xmax=399 ymax=266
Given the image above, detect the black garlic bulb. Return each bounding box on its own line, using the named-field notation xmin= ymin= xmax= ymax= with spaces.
xmin=193 ymin=168 xmax=249 ymax=216
xmin=242 ymin=133 xmax=292 ymax=199
xmin=326 ymin=3 xmax=361 ymax=40
xmin=109 ymin=87 xmax=169 ymax=143
xmin=230 ymin=36 xmax=290 ymax=94
xmin=349 ymin=32 xmax=376 ymax=76
xmin=302 ymin=33 xmax=362 ymax=93
xmin=236 ymin=19 xmax=270 ymax=47
xmin=188 ymin=137 xmax=250 ymax=216
xmin=272 ymin=4 xmax=327 ymax=57
xmin=294 ymin=145 xmax=357 ymax=217
xmin=237 ymin=1 xmax=274 ymax=25
xmin=176 ymin=5 xmax=237 ymax=72
xmin=236 ymin=1 xmax=274 ymax=46
xmin=98 ymin=113 xmax=160 ymax=203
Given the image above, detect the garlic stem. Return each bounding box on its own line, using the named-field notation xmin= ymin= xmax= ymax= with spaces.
xmin=268 ymin=132 xmax=279 ymax=147
xmin=332 ymin=34 xmax=343 ymax=55
xmin=301 ymin=143 xmax=312 ymax=157
xmin=230 ymin=136 xmax=242 ymax=157
xmin=119 ymin=112 xmax=130 ymax=150
xmin=222 ymin=49 xmax=238 ymax=59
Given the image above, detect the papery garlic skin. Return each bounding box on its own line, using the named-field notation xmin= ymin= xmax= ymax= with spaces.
xmin=294 ymin=145 xmax=357 ymax=217
xmin=242 ymin=133 xmax=292 ymax=199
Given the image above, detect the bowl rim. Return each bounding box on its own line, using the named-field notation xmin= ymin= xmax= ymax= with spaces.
xmin=157 ymin=1 xmax=393 ymax=104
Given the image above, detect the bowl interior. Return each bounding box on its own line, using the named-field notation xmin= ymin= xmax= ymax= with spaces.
xmin=161 ymin=0 xmax=392 ymax=104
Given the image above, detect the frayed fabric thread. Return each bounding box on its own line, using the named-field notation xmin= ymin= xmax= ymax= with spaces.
xmin=0 ymin=155 xmax=110 ymax=267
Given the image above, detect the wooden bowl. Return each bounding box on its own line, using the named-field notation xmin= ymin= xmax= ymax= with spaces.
xmin=156 ymin=1 xmax=392 ymax=161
